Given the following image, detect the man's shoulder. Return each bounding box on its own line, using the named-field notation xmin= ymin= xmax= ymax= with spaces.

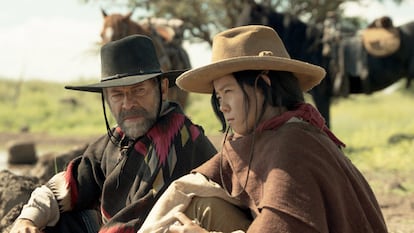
xmin=83 ymin=131 xmax=119 ymax=154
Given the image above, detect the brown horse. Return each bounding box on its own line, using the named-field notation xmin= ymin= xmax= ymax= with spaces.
xmin=100 ymin=9 xmax=191 ymax=109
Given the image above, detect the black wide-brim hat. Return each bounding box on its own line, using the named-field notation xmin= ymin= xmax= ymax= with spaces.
xmin=65 ymin=35 xmax=186 ymax=92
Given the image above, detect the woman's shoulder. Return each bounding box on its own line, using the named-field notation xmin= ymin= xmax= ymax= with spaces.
xmin=255 ymin=121 xmax=339 ymax=159
xmin=259 ymin=120 xmax=322 ymax=142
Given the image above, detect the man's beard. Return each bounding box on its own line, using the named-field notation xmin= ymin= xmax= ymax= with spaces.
xmin=118 ymin=107 xmax=158 ymax=139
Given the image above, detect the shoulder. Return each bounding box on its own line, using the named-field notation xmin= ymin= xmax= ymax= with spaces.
xmin=256 ymin=121 xmax=326 ymax=149
xmin=253 ymin=121 xmax=343 ymax=168
xmin=82 ymin=129 xmax=119 ymax=158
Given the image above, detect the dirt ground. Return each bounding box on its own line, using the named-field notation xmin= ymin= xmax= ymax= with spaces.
xmin=1 ymin=132 xmax=413 ymax=232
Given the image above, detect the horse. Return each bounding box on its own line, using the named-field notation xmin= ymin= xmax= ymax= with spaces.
xmin=100 ymin=9 xmax=191 ymax=109
xmin=330 ymin=18 xmax=414 ymax=97
xmin=238 ymin=3 xmax=414 ymax=128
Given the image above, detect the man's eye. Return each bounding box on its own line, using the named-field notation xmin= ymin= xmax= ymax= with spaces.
xmin=132 ymin=88 xmax=146 ymax=96
xmin=111 ymin=93 xmax=124 ymax=101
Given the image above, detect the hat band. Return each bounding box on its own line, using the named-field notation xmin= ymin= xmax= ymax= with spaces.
xmin=102 ymin=70 xmax=162 ymax=82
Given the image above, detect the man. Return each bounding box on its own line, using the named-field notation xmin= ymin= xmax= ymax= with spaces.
xmin=10 ymin=35 xmax=217 ymax=233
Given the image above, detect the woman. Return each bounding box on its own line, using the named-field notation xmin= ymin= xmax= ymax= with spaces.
xmin=139 ymin=25 xmax=388 ymax=233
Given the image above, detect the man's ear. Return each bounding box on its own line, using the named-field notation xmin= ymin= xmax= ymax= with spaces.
xmin=161 ymin=78 xmax=169 ymax=100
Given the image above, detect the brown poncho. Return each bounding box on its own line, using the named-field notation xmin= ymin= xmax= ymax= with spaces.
xmin=195 ymin=120 xmax=387 ymax=233
xmin=17 ymin=103 xmax=217 ymax=232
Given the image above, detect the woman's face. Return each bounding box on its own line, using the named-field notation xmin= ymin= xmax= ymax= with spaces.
xmin=213 ymin=74 xmax=264 ymax=135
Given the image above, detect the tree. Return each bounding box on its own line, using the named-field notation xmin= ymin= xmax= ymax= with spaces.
xmin=89 ymin=0 xmax=404 ymax=45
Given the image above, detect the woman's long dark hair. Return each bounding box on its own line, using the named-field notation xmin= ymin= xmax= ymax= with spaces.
xmin=211 ymin=70 xmax=304 ymax=132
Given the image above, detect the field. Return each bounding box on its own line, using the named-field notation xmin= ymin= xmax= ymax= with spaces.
xmin=0 ymin=78 xmax=414 ymax=232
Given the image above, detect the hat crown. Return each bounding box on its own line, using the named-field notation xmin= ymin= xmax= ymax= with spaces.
xmin=211 ymin=25 xmax=291 ymax=62
xmin=65 ymin=34 xmax=186 ymax=92
xmin=101 ymin=35 xmax=161 ymax=78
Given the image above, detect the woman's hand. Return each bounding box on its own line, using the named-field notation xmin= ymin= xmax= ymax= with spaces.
xmin=167 ymin=212 xmax=210 ymax=233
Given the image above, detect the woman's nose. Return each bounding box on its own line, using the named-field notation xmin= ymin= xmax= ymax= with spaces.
xmin=219 ymin=101 xmax=229 ymax=113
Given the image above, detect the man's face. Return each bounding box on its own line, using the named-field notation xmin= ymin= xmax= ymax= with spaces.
xmin=105 ymin=78 xmax=168 ymax=139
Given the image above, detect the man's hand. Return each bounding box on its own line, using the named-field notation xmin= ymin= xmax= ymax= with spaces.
xmin=167 ymin=212 xmax=209 ymax=233
xmin=9 ymin=218 xmax=42 ymax=233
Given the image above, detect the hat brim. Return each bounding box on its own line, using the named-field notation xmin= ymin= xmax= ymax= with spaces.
xmin=65 ymin=70 xmax=186 ymax=93
xmin=176 ymin=56 xmax=325 ymax=93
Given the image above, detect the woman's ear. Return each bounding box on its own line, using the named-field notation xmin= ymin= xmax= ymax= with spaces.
xmin=261 ymin=73 xmax=271 ymax=86
xmin=259 ymin=73 xmax=274 ymax=105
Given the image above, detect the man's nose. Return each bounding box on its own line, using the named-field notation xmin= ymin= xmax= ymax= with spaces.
xmin=122 ymin=92 xmax=138 ymax=109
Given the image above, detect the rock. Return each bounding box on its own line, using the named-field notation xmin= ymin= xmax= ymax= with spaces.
xmin=7 ymin=141 xmax=37 ymax=164
xmin=0 ymin=170 xmax=41 ymax=232
xmin=0 ymin=144 xmax=89 ymax=231
xmin=30 ymin=144 xmax=88 ymax=182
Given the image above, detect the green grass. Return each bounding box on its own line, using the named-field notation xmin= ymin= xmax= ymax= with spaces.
xmin=185 ymin=92 xmax=222 ymax=136
xmin=0 ymin=78 xmax=107 ymax=136
xmin=1 ymin=78 xmax=413 ymax=179
xmin=331 ymin=85 xmax=414 ymax=173
xmin=328 ymin=83 xmax=414 ymax=195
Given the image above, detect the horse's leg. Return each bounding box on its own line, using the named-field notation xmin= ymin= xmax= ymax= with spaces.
xmin=151 ymin=35 xmax=172 ymax=71
xmin=310 ymin=77 xmax=332 ymax=128
xmin=167 ymin=86 xmax=188 ymax=110
xmin=171 ymin=87 xmax=189 ymax=111
xmin=175 ymin=47 xmax=191 ymax=110
xmin=166 ymin=44 xmax=191 ymax=110
xmin=406 ymin=58 xmax=414 ymax=88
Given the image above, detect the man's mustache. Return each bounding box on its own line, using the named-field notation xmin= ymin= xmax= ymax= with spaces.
xmin=119 ymin=108 xmax=149 ymax=121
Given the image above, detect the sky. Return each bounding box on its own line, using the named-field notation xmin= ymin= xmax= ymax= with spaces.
xmin=0 ymin=0 xmax=413 ymax=83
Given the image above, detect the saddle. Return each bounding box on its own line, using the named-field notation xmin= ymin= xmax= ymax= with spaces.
xmin=139 ymin=18 xmax=184 ymax=44
xmin=361 ymin=27 xmax=400 ymax=57
xmin=152 ymin=25 xmax=176 ymax=43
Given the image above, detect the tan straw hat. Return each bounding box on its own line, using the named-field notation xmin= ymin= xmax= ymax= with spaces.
xmin=176 ymin=25 xmax=325 ymax=93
